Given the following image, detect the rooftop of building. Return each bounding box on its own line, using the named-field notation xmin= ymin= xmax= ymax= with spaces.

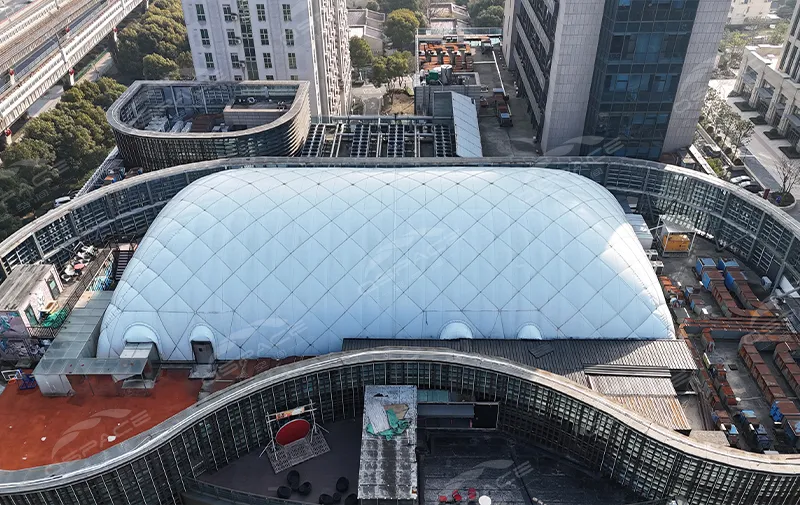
xmin=2 ymin=156 xmax=800 ymax=479
xmin=347 ymin=8 xmax=384 ymax=26
xmin=745 ymin=44 xmax=784 ymax=66
xmin=107 ymin=80 xmax=308 ymax=139
xmin=0 ymin=367 xmax=201 ymax=470
xmin=6 ymin=224 xmax=795 ymax=465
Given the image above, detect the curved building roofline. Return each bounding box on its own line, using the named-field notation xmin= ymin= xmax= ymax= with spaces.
xmin=1 ymin=347 xmax=799 ymax=494
xmin=106 ymin=80 xmax=310 ymax=140
xmin=3 ymin=156 xmax=799 ymax=260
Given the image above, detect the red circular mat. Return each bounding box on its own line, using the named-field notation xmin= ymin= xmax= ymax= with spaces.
xmin=276 ymin=419 xmax=311 ymax=446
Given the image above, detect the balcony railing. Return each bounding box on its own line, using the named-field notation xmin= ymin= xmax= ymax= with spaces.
xmin=183 ymin=478 xmax=306 ymax=505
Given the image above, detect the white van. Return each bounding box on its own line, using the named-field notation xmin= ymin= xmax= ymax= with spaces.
xmin=53 ymin=196 xmax=71 ymax=208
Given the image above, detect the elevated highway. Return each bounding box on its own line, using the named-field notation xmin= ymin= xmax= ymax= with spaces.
xmin=0 ymin=0 xmax=145 ymax=132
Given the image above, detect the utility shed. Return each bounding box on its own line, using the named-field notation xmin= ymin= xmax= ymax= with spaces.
xmin=358 ymin=385 xmax=418 ymax=505
xmin=0 ymin=264 xmax=61 ymax=335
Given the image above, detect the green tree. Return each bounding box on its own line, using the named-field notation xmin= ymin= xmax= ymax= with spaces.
xmin=94 ymin=77 xmax=128 ymax=109
xmin=467 ymin=0 xmax=504 ymax=20
xmin=0 ymin=75 xmax=125 ymax=229
xmin=378 ymin=0 xmax=420 ymax=13
xmin=62 ymin=79 xmax=126 ymax=109
xmin=0 ymin=170 xmax=36 ymax=218
xmin=384 ymin=51 xmax=414 ymax=101
xmin=473 ymin=5 xmax=504 ymax=27
xmin=719 ymin=30 xmax=750 ymax=69
xmin=350 ymin=36 xmax=374 ymax=70
xmin=143 ymin=53 xmax=180 ymax=79
xmin=386 ymin=9 xmax=420 ymax=50
xmin=707 ymin=157 xmax=724 ymax=177
xmin=371 ymin=56 xmax=388 ymax=87
xmin=770 ymin=20 xmax=790 ymax=45
xmin=61 ymin=87 xmax=86 ymax=104
xmin=0 ymin=203 xmax=22 ymax=241
xmin=113 ymin=0 xmax=189 ymax=79
xmin=366 ymin=0 xmax=380 ymax=9
xmin=24 ymin=100 xmax=115 ymax=178
xmin=0 ymin=139 xmax=58 ymax=187
xmin=0 ymin=139 xmax=55 ymax=169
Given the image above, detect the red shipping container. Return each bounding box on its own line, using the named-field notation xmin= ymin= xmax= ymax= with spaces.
xmin=774 ymin=400 xmax=800 ymax=417
xmin=766 ymin=386 xmax=788 ymax=405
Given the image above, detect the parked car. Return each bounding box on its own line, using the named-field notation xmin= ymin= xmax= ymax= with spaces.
xmin=703 ymin=144 xmax=722 ymax=157
xmin=742 ymin=184 xmax=762 ymax=194
xmin=730 ymin=175 xmax=752 ymax=185
xmin=53 ymin=196 xmax=71 ymax=208
xmin=738 ymin=180 xmax=754 ymax=188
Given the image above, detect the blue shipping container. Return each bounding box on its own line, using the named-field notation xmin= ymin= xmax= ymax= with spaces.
xmin=717 ymin=258 xmax=740 ymax=271
xmin=724 ymin=272 xmax=740 ymax=293
xmin=702 ymin=271 xmax=716 ymax=290
xmin=696 ymin=257 xmax=715 ymax=276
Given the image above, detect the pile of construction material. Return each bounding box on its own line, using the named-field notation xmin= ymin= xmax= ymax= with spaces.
xmin=695 ymin=257 xmax=774 ymax=318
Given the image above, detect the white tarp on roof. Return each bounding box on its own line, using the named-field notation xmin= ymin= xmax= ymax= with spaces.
xmin=98 ymin=167 xmax=674 ymax=361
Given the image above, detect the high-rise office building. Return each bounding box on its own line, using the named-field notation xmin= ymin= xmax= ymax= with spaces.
xmin=503 ymin=0 xmax=728 ymax=159
xmin=182 ymin=0 xmax=351 ymax=116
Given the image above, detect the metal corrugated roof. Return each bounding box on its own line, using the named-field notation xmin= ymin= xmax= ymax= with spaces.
xmin=343 ymin=339 xmax=696 ymax=431
xmin=342 ymin=339 xmax=696 ymax=375
xmin=602 ymin=394 xmax=691 ymax=432
xmin=587 ymin=375 xmax=678 ymax=396
xmin=587 ymin=375 xmax=691 ymax=432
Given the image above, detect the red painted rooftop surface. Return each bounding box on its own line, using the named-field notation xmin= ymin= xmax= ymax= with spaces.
xmin=0 ymin=369 xmax=201 ymax=470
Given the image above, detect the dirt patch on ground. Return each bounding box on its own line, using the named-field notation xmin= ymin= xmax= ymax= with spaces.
xmin=382 ymin=92 xmax=415 ymax=115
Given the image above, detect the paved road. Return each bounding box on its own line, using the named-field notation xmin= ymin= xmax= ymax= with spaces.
xmin=1 ymin=0 xmax=103 ymax=91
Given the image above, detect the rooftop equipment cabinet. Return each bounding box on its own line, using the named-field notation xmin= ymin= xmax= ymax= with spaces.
xmin=654 ymin=216 xmax=697 ymax=257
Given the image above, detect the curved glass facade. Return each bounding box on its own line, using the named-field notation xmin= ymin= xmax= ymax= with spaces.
xmin=107 ymin=81 xmax=311 ymax=170
xmin=0 ymin=349 xmax=798 ymax=504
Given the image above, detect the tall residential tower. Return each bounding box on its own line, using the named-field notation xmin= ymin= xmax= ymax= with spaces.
xmin=182 ymin=0 xmax=351 ymax=116
xmin=503 ymin=0 xmax=728 ymax=159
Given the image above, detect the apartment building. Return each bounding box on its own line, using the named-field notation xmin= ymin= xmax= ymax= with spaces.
xmin=182 ymin=0 xmax=351 ymax=116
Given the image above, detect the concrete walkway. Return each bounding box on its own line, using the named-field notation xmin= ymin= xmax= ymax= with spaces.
xmin=710 ymin=79 xmax=800 ymax=220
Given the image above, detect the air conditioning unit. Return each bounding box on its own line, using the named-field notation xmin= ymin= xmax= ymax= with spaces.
xmin=225 ymin=13 xmax=238 ymax=21
xmin=232 ymin=61 xmax=242 ymax=68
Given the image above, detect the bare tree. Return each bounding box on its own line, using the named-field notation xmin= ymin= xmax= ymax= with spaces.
xmin=701 ymin=88 xmax=724 ymax=127
xmin=775 ymin=156 xmax=800 ymax=196
xmin=727 ymin=116 xmax=754 ymax=158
